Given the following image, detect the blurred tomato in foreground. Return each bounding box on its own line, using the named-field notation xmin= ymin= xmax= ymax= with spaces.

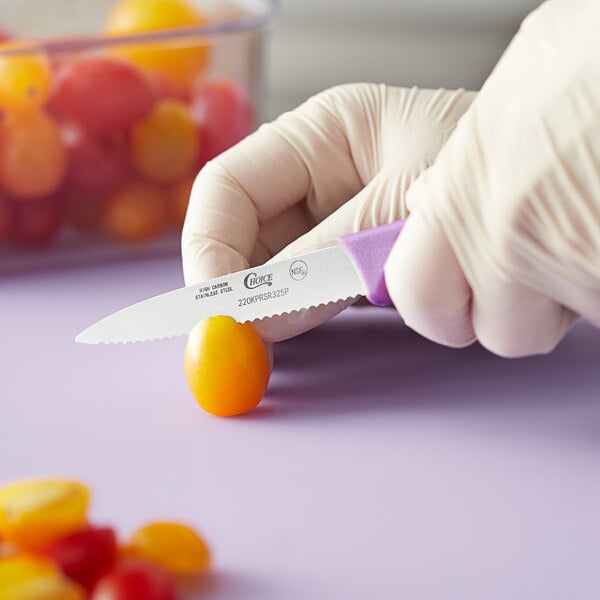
xmin=10 ymin=195 xmax=64 ymax=248
xmin=44 ymin=526 xmax=118 ymax=591
xmin=0 ymin=479 xmax=89 ymax=550
xmin=54 ymin=57 xmax=156 ymax=133
xmin=62 ymin=124 xmax=130 ymax=199
xmin=124 ymin=522 xmax=210 ymax=576
xmin=91 ymin=558 xmax=178 ymax=600
xmin=0 ymin=555 xmax=84 ymax=600
xmin=103 ymin=180 xmax=169 ymax=242
xmin=191 ymin=79 xmax=253 ymax=164
xmin=0 ymin=110 xmax=67 ymax=199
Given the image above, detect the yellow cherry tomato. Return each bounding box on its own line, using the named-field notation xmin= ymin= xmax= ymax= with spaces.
xmin=0 ymin=479 xmax=90 ymax=550
xmin=105 ymin=0 xmax=211 ymax=87
xmin=124 ymin=522 xmax=210 ymax=576
xmin=0 ymin=555 xmax=84 ymax=600
xmin=184 ymin=316 xmax=270 ymax=416
xmin=131 ymin=100 xmax=199 ymax=183
xmin=0 ymin=45 xmax=52 ymax=113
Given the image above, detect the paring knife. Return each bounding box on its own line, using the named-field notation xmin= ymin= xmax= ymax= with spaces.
xmin=75 ymin=220 xmax=406 ymax=344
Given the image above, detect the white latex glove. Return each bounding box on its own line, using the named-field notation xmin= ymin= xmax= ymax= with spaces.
xmin=182 ymin=84 xmax=475 ymax=342
xmin=385 ymin=0 xmax=600 ymax=357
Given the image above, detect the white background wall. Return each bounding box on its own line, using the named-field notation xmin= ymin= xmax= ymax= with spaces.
xmin=266 ymin=0 xmax=542 ymax=117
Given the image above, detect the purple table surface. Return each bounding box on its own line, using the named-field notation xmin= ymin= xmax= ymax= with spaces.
xmin=1 ymin=255 xmax=600 ymax=600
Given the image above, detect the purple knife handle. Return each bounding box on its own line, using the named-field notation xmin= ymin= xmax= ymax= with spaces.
xmin=337 ymin=220 xmax=406 ymax=306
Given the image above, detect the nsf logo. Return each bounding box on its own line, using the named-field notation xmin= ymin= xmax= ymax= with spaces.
xmin=289 ymin=260 xmax=308 ymax=281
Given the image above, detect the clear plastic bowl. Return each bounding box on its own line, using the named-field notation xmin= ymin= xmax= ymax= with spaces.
xmin=0 ymin=0 xmax=276 ymax=272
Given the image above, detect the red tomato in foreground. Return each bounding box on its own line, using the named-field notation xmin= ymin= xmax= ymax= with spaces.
xmin=62 ymin=124 xmax=130 ymax=198
xmin=91 ymin=559 xmax=178 ymax=600
xmin=54 ymin=57 xmax=156 ymax=133
xmin=191 ymin=80 xmax=253 ymax=164
xmin=10 ymin=195 xmax=64 ymax=247
xmin=44 ymin=526 xmax=118 ymax=591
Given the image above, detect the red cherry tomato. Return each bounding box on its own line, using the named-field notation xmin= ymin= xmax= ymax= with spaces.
xmin=10 ymin=195 xmax=64 ymax=247
xmin=54 ymin=57 xmax=156 ymax=133
xmin=62 ymin=124 xmax=130 ymax=199
xmin=91 ymin=559 xmax=178 ymax=600
xmin=191 ymin=80 xmax=253 ymax=165
xmin=44 ymin=526 xmax=118 ymax=591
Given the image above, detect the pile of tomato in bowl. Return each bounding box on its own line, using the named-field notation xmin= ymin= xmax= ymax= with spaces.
xmin=0 ymin=0 xmax=274 ymax=268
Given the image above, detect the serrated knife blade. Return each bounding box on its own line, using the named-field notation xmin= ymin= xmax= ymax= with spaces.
xmin=75 ymin=220 xmax=405 ymax=345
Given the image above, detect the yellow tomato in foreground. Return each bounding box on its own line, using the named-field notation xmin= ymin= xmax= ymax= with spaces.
xmin=0 ymin=479 xmax=89 ymax=550
xmin=124 ymin=522 xmax=210 ymax=576
xmin=105 ymin=0 xmax=211 ymax=87
xmin=184 ymin=316 xmax=270 ymax=416
xmin=0 ymin=556 xmax=84 ymax=600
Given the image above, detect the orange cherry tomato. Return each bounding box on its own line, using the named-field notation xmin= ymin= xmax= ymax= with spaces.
xmin=166 ymin=175 xmax=194 ymax=228
xmin=0 ymin=555 xmax=85 ymax=600
xmin=0 ymin=479 xmax=90 ymax=551
xmin=131 ymin=100 xmax=199 ymax=183
xmin=105 ymin=0 xmax=211 ymax=88
xmin=0 ymin=110 xmax=67 ymax=199
xmin=184 ymin=316 xmax=270 ymax=416
xmin=0 ymin=45 xmax=52 ymax=113
xmin=103 ymin=180 xmax=169 ymax=243
xmin=124 ymin=522 xmax=210 ymax=576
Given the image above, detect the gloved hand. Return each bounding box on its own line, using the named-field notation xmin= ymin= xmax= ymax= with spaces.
xmin=385 ymin=0 xmax=600 ymax=357
xmin=182 ymin=84 xmax=475 ymax=341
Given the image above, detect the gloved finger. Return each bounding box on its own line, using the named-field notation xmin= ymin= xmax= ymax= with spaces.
xmin=469 ymin=274 xmax=578 ymax=358
xmin=384 ymin=207 xmax=476 ymax=347
xmin=388 ymin=168 xmax=580 ymax=356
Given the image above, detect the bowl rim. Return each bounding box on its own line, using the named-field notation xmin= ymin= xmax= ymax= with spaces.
xmin=0 ymin=0 xmax=278 ymax=56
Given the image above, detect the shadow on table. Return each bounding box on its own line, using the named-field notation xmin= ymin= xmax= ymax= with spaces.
xmin=180 ymin=569 xmax=290 ymax=600
xmin=262 ymin=308 xmax=600 ymax=438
